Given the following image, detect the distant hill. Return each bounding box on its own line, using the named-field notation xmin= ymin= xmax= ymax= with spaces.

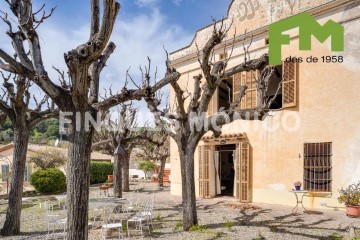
xmin=0 ymin=118 xmax=65 ymax=144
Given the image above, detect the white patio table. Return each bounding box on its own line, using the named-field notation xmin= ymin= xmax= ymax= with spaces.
xmin=289 ymin=190 xmax=309 ymax=213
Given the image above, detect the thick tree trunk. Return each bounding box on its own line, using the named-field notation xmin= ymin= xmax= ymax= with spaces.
xmin=122 ymin=152 xmax=130 ymax=192
xmin=158 ymin=158 xmax=166 ymax=187
xmin=179 ymin=146 xmax=198 ymax=230
xmin=1 ymin=126 xmax=29 ymax=236
xmin=113 ymin=154 xmax=122 ymax=198
xmin=66 ymin=112 xmax=94 ymax=240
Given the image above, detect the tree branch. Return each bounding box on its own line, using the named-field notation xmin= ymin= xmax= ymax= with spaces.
xmin=28 ymin=108 xmax=59 ymax=128
xmin=94 ymin=71 xmax=180 ymax=113
xmin=89 ymin=42 xmax=116 ymax=104
xmin=90 ymin=0 xmax=100 ymax=37
xmin=0 ymin=49 xmax=34 ymax=77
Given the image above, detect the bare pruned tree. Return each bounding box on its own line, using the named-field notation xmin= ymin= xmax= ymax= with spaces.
xmin=92 ymin=103 xmax=145 ymax=197
xmin=136 ymin=129 xmax=170 ymax=187
xmin=0 ymin=1 xmax=180 ymax=238
xmin=144 ymin=21 xmax=278 ymax=230
xmin=0 ymin=73 xmax=57 ymax=236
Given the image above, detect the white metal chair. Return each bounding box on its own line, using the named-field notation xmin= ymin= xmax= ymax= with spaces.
xmin=126 ymin=209 xmax=152 ymax=238
xmin=55 ymin=194 xmax=67 ymax=208
xmin=100 ymin=206 xmax=124 ymax=240
xmin=126 ymin=194 xmax=155 ymax=238
xmin=45 ymin=202 xmax=67 ymax=239
xmin=47 ymin=218 xmax=67 ymax=239
xmin=122 ymin=190 xmax=140 ymax=213
xmin=43 ymin=200 xmax=61 ymax=219
xmin=90 ymin=207 xmax=106 ymax=230
xmin=141 ymin=194 xmax=155 ymax=228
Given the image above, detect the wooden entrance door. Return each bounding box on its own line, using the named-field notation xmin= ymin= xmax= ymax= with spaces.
xmin=236 ymin=142 xmax=251 ymax=202
xmin=198 ymin=146 xmax=214 ymax=198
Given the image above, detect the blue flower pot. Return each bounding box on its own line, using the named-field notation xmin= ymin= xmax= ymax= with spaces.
xmin=295 ymin=186 xmax=301 ymax=191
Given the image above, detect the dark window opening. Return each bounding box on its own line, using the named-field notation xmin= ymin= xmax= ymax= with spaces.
xmin=219 ymin=53 xmax=228 ymax=60
xmin=266 ymin=65 xmax=283 ymax=110
xmin=265 ymin=38 xmax=269 ymax=45
xmin=218 ymin=78 xmax=233 ymax=111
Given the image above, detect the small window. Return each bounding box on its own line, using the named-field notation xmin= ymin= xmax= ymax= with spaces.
xmin=303 ymin=142 xmax=332 ymax=192
xmin=217 ymin=79 xmax=232 ymax=111
xmin=1 ymin=165 xmax=10 ymax=181
xmin=219 ymin=53 xmax=228 ymax=60
xmin=24 ymin=164 xmax=32 ymax=182
xmin=265 ymin=38 xmax=269 ymax=45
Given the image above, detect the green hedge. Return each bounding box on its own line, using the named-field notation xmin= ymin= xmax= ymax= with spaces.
xmin=90 ymin=161 xmax=114 ymax=184
xmin=30 ymin=168 xmax=66 ymax=194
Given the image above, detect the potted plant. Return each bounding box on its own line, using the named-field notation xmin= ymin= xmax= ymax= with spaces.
xmin=338 ymin=181 xmax=360 ymax=217
xmin=294 ymin=181 xmax=302 ymax=191
xmin=151 ymin=174 xmax=158 ymax=183
xmin=107 ymin=175 xmax=113 ymax=181
xmin=105 ymin=179 xmax=113 ymax=188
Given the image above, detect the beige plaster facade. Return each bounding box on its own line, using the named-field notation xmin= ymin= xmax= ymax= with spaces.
xmin=169 ymin=0 xmax=360 ymax=210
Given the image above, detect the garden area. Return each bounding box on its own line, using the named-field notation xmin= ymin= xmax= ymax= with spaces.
xmin=0 ymin=183 xmax=359 ymax=240
xmin=0 ymin=0 xmax=359 ymax=240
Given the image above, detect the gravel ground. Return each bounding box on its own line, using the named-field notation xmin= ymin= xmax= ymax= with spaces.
xmin=0 ymin=183 xmax=359 ymax=240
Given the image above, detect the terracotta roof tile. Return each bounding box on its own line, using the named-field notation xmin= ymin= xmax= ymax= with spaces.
xmin=0 ymin=143 xmax=14 ymax=153
xmin=202 ymin=133 xmax=243 ymax=140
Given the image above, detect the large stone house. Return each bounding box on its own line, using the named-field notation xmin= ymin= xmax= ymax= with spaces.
xmin=169 ymin=0 xmax=360 ymax=209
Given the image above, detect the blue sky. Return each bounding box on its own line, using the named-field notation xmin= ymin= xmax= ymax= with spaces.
xmin=50 ymin=0 xmax=230 ymax=35
xmin=0 ymin=0 xmax=231 ymax=123
xmin=1 ymin=0 xmax=231 ymax=86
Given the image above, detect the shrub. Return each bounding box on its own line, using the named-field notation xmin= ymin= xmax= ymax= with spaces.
xmin=138 ymin=161 xmax=156 ymax=178
xmin=338 ymin=181 xmax=360 ymax=206
xmin=90 ymin=161 xmax=114 ymax=184
xmin=30 ymin=168 xmax=66 ymax=193
xmin=29 ymin=148 xmax=67 ymax=169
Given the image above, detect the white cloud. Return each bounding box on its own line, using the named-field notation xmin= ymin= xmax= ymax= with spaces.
xmin=135 ymin=0 xmax=184 ymax=8
xmin=172 ymin=0 xmax=183 ymax=6
xmin=135 ymin=0 xmax=159 ymax=8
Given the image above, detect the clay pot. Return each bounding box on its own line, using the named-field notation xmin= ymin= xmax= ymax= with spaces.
xmin=346 ymin=205 xmax=360 ymax=217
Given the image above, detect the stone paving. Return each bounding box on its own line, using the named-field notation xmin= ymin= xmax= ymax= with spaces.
xmin=0 ymin=183 xmax=359 ymax=239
